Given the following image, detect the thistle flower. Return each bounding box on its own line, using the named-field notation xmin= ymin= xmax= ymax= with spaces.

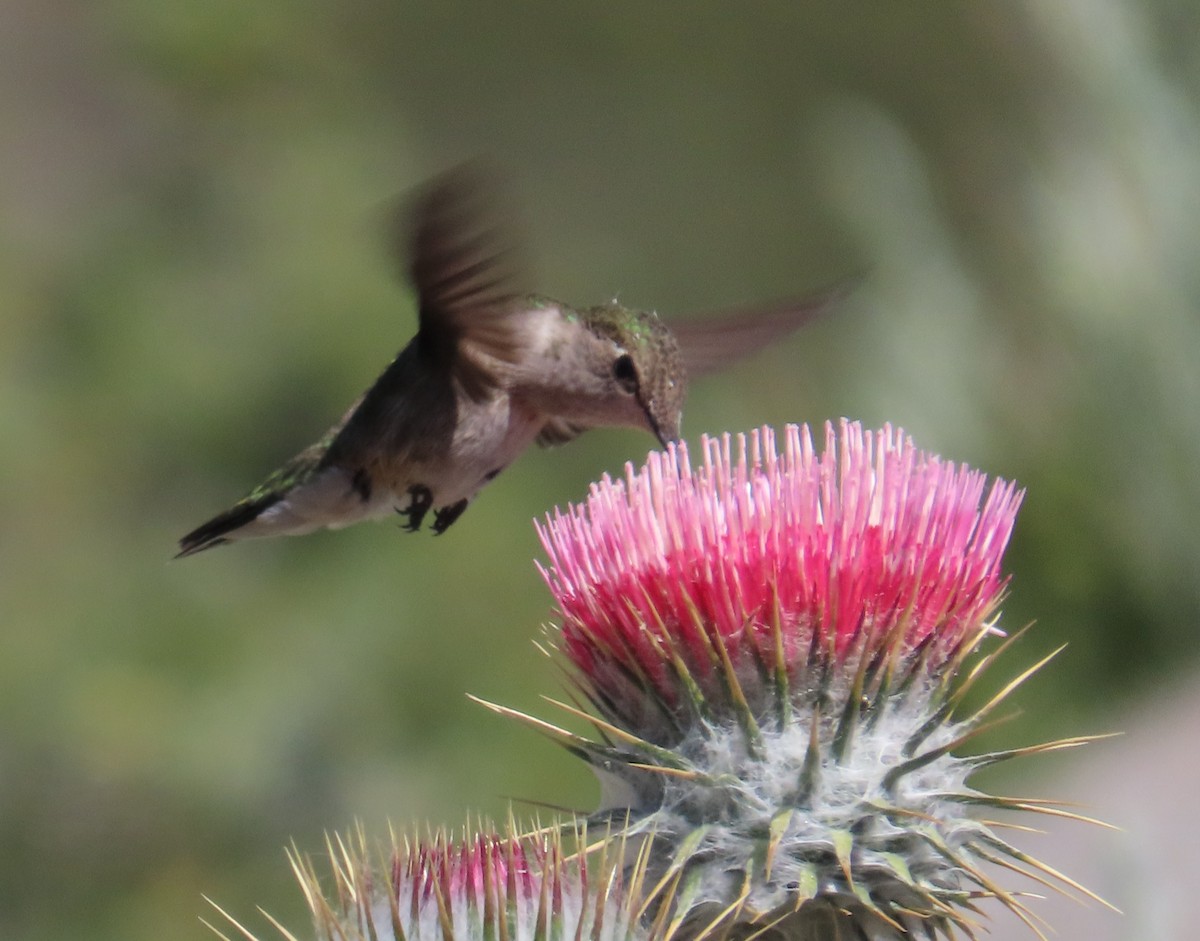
xmin=207 ymin=821 xmax=664 ymax=941
xmin=496 ymin=420 xmax=1112 ymax=940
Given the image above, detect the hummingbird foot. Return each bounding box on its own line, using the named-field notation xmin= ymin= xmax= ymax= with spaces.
xmin=431 ymin=499 xmax=469 ymax=535
xmin=398 ymin=484 xmax=434 ymax=532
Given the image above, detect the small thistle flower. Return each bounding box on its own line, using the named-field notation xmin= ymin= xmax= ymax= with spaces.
xmin=208 ymin=821 xmax=664 ymax=941
xmin=495 ymin=420 xmax=1112 ymax=940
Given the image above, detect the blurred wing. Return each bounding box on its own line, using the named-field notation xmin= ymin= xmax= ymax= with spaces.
xmin=671 ymin=278 xmax=859 ymax=378
xmin=536 ymin=418 xmax=589 ymax=448
xmin=401 ymin=165 xmax=527 ymax=401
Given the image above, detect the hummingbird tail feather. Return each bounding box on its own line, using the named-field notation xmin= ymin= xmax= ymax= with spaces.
xmin=176 ymin=496 xmax=280 ymax=558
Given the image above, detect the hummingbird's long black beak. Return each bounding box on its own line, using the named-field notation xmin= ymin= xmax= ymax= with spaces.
xmin=647 ymin=411 xmax=680 ymax=449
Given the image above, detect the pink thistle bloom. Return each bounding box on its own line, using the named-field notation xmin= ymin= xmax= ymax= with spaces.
xmin=537 ymin=420 xmax=1022 ymax=732
xmin=515 ymin=421 xmax=1112 ymax=940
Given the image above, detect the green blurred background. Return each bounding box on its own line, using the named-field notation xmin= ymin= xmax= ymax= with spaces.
xmin=1 ymin=3 xmax=1197 ymax=939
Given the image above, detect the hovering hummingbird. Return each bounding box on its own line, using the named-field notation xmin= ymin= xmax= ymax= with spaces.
xmin=177 ymin=169 xmax=852 ymax=557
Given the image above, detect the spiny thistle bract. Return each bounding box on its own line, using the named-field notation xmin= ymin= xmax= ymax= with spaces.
xmin=206 ymin=820 xmax=667 ymax=941
xmin=484 ymin=420 xmax=1114 ymax=941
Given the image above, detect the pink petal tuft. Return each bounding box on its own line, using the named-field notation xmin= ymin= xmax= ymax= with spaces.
xmin=536 ymin=421 xmax=1023 ymax=705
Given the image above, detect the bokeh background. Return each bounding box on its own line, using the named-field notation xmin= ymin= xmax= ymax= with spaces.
xmin=2 ymin=3 xmax=1197 ymax=940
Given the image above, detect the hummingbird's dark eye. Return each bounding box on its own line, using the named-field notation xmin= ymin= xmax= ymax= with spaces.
xmin=612 ymin=354 xmax=639 ymax=395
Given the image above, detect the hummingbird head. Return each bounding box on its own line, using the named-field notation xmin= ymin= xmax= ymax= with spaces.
xmin=583 ymin=304 xmax=687 ymax=446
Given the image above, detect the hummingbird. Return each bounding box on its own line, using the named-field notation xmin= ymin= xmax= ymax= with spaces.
xmin=176 ymin=169 xmax=852 ymax=557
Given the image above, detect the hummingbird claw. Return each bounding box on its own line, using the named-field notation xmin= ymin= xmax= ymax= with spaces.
xmin=432 ymin=499 xmax=469 ymax=535
xmin=399 ymin=484 xmax=434 ymax=531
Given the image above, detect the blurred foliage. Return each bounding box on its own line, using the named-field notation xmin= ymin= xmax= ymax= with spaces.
xmin=1 ymin=3 xmax=1198 ymax=940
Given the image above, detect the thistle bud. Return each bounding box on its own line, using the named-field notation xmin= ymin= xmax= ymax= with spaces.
xmin=209 ymin=822 xmax=660 ymax=941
